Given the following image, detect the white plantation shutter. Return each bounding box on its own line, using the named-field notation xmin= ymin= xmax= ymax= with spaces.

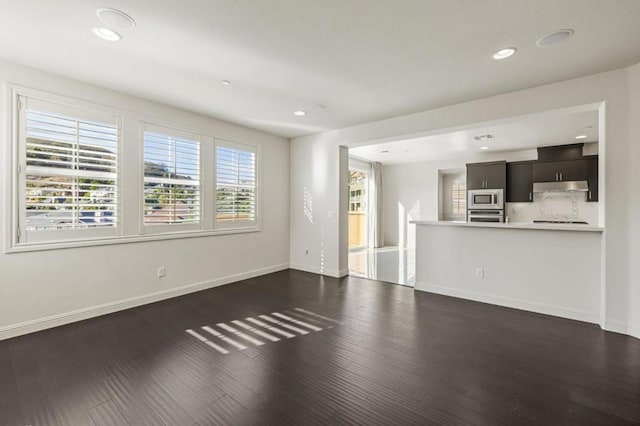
xmin=452 ymin=182 xmax=466 ymax=216
xmin=10 ymin=90 xmax=264 ymax=251
xmin=216 ymin=142 xmax=257 ymax=225
xmin=20 ymin=98 xmax=119 ymax=242
xmin=143 ymin=128 xmax=201 ymax=227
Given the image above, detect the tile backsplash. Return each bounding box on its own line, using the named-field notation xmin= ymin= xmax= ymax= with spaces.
xmin=506 ymin=192 xmax=598 ymax=224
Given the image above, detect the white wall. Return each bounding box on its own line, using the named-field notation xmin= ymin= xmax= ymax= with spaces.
xmin=628 ymin=62 xmax=640 ymax=338
xmin=0 ymin=59 xmax=291 ymax=339
xmin=349 ymin=157 xmax=371 ymax=172
xmin=382 ymin=161 xmax=440 ymax=248
xmin=290 ymin=65 xmax=640 ymax=338
xmin=290 ymin=133 xmax=345 ymax=276
xmin=415 ymin=224 xmax=602 ymax=324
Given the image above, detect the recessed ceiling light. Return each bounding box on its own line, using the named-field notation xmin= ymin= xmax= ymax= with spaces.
xmin=221 ymin=80 xmax=231 ymax=86
xmin=96 ymin=8 xmax=136 ymax=30
xmin=537 ymin=29 xmax=574 ymax=48
xmin=575 ymin=134 xmax=587 ymax=140
xmin=293 ymin=110 xmax=306 ymax=116
xmin=493 ymin=47 xmax=517 ymax=60
xmin=380 ymin=150 xmax=390 ymax=154
xmin=480 ymin=146 xmax=489 ymax=150
xmin=92 ymin=27 xmax=121 ymax=42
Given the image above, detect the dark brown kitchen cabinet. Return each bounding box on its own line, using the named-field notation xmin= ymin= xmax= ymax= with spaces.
xmin=466 ymin=164 xmax=485 ymax=190
xmin=466 ymin=161 xmax=506 ymax=190
xmin=586 ymin=155 xmax=598 ymax=202
xmin=559 ymin=159 xmax=588 ymax=181
xmin=532 ymin=159 xmax=587 ymax=183
xmin=506 ymin=162 xmax=533 ymax=202
xmin=537 ymin=144 xmax=584 ymax=161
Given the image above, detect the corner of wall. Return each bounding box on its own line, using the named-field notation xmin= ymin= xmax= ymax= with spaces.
xmin=625 ymin=61 xmax=640 ymax=338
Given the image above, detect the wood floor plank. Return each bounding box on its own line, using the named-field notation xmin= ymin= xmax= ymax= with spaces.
xmin=0 ymin=341 xmax=24 ymax=425
xmin=1 ymin=269 xmax=639 ymax=425
xmin=89 ymin=399 xmax=130 ymax=426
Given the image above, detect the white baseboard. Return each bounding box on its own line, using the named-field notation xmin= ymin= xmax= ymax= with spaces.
xmin=603 ymin=320 xmax=629 ymax=335
xmin=0 ymin=263 xmax=290 ymax=341
xmin=416 ymin=282 xmax=599 ymax=325
xmin=289 ymin=263 xmax=320 ymax=275
xmin=290 ymin=263 xmax=347 ymax=278
xmin=602 ymin=322 xmax=640 ymax=340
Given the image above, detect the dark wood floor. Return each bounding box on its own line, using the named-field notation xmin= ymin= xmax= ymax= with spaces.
xmin=1 ymin=269 xmax=639 ymax=425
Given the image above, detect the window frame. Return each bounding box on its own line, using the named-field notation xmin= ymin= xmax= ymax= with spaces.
xmin=214 ymin=139 xmax=260 ymax=231
xmin=4 ymin=85 xmax=261 ymax=254
xmin=10 ymin=90 xmax=123 ymax=247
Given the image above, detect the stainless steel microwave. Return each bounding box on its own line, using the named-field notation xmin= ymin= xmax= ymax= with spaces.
xmin=467 ymin=189 xmax=504 ymax=210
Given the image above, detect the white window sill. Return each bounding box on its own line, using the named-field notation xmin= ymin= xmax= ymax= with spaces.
xmin=6 ymin=226 xmax=260 ymax=253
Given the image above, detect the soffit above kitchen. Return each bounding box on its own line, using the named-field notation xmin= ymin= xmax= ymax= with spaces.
xmin=349 ymin=108 xmax=598 ymax=164
xmin=0 ymin=1 xmax=638 ymax=138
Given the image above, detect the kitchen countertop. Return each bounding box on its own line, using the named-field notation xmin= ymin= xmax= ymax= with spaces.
xmin=409 ymin=220 xmax=604 ymax=232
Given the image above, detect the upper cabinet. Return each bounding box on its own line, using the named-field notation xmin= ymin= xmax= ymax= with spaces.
xmin=536 ymin=144 xmax=584 ymax=162
xmin=586 ymin=155 xmax=598 ymax=202
xmin=466 ymin=164 xmax=485 ymax=190
xmin=532 ymin=159 xmax=588 ymax=183
xmin=502 ymin=144 xmax=599 ymax=204
xmin=506 ymin=162 xmax=533 ymax=202
xmin=467 ymin=161 xmax=506 ymax=190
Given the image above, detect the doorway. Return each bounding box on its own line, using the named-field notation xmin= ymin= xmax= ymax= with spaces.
xmin=346 ymin=159 xmax=415 ymax=287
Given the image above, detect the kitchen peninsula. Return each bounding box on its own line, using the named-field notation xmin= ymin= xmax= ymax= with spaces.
xmin=410 ymin=220 xmax=603 ymax=324
xmin=411 ymin=220 xmax=603 ymax=232
xmin=411 ymin=142 xmax=604 ymax=325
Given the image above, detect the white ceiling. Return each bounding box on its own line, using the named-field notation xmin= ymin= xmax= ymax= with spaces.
xmin=349 ymin=108 xmax=598 ymax=164
xmin=0 ymin=1 xmax=638 ymax=138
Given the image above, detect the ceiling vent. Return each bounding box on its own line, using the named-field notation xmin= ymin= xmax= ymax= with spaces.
xmin=537 ymin=29 xmax=574 ymax=48
xmin=473 ymin=134 xmax=494 ymax=141
xmin=96 ymin=8 xmax=136 ymax=30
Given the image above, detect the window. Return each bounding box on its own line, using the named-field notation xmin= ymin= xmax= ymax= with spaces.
xmin=452 ymin=182 xmax=466 ymax=216
xmin=143 ymin=125 xmax=201 ymax=230
xmin=9 ymin=86 xmax=261 ymax=251
xmin=216 ymin=141 xmax=257 ymax=226
xmin=348 ymin=171 xmax=366 ymax=212
xmin=18 ymin=97 xmax=119 ymax=244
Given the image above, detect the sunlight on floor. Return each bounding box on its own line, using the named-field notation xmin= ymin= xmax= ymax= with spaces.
xmin=185 ymin=308 xmax=338 ymax=355
xmin=348 ymin=246 xmax=416 ymax=286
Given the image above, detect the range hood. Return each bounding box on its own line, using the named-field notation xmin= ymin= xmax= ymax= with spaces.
xmin=533 ymin=180 xmax=589 ymax=193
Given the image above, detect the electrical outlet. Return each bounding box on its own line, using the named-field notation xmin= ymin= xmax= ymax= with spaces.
xmin=157 ymin=266 xmax=166 ymax=278
xmin=475 ymin=268 xmax=484 ymax=279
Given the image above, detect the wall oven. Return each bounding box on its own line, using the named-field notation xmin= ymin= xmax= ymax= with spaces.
xmin=467 ymin=188 xmax=504 ymax=210
xmin=468 ymin=209 xmax=504 ymax=223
